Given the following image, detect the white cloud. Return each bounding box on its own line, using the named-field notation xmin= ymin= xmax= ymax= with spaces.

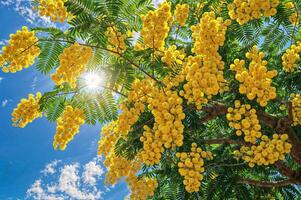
xmin=0 ymin=0 xmax=55 ymax=27
xmin=27 ymin=158 xmax=104 ymax=200
xmin=27 ymin=180 xmax=64 ymax=200
xmin=42 ymin=160 xmax=61 ymax=176
xmin=83 ymin=158 xmax=104 ymax=186
xmin=1 ymin=99 xmax=12 ymax=108
xmin=2 ymin=99 xmax=8 ymax=107
xmin=0 ymin=77 xmax=3 ymax=83
xmin=153 ymin=0 xmax=164 ymax=8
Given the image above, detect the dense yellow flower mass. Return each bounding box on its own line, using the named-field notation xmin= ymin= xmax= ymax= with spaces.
xmin=0 ymin=26 xmax=40 ymax=73
xmin=175 ymin=4 xmax=189 ymax=26
xmin=138 ymin=2 xmax=173 ymax=50
xmin=238 ymin=134 xmax=292 ymax=167
xmin=139 ymin=125 xmax=165 ymax=165
xmin=181 ymin=55 xmax=228 ymax=109
xmin=97 ymin=121 xmax=120 ymax=157
xmin=191 ymin=12 xmax=231 ymax=56
xmin=291 ymin=94 xmax=301 ymax=126
xmin=105 ymin=26 xmax=127 ymax=53
xmin=12 ymin=92 xmax=42 ymax=128
xmin=176 ymin=143 xmax=212 ymax=193
xmin=230 ymin=46 xmax=278 ymax=107
xmin=227 ymin=100 xmax=262 ymax=144
xmin=179 ymin=12 xmax=230 ymax=109
xmin=53 ymin=106 xmax=85 ymax=150
xmin=161 ymin=45 xmax=185 ymax=67
xmin=285 ymin=2 xmax=299 ymax=26
xmin=35 ymin=0 xmax=73 ymax=23
xmin=51 ymin=43 xmax=93 ymax=89
xmin=104 ymin=153 xmax=141 ymax=185
xmin=282 ymin=41 xmax=301 ymax=72
xmin=126 ymin=175 xmax=158 ymax=200
xmin=117 ymin=79 xmax=148 ymax=136
xmin=227 ymin=0 xmax=279 ymax=25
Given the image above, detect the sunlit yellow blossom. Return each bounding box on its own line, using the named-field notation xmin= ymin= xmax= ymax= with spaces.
xmin=51 ymin=43 xmax=92 ymax=89
xmin=53 ymin=106 xmax=85 ymax=150
xmin=12 ymin=92 xmax=43 ymax=128
xmin=0 ymin=26 xmax=40 ymax=73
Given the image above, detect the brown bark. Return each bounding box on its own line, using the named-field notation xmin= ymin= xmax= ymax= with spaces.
xmin=200 ymin=104 xmax=301 ymax=164
xmin=238 ymin=178 xmax=293 ymax=188
xmin=275 ymin=161 xmax=301 ymax=185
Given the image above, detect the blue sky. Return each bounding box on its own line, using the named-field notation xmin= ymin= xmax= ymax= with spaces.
xmin=0 ymin=1 xmax=128 ymax=199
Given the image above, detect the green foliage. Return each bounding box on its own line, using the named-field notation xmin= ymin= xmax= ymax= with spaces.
xmin=21 ymin=0 xmax=301 ymax=199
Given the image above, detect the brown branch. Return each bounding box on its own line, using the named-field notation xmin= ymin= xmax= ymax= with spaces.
xmin=275 ymin=161 xmax=301 ymax=185
xmin=199 ymin=104 xmax=228 ymax=123
xmin=238 ymin=178 xmax=293 ymax=188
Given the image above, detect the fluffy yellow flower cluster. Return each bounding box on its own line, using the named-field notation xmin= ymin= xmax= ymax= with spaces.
xmin=181 ymin=55 xmax=228 ymax=109
xmin=12 ymin=92 xmax=42 ymax=128
xmin=105 ymin=26 xmax=127 ymax=53
xmin=191 ymin=12 xmax=231 ymax=56
xmin=126 ymin=175 xmax=158 ymax=200
xmin=51 ymin=43 xmax=93 ymax=89
xmin=238 ymin=134 xmax=292 ymax=167
xmin=282 ymin=41 xmax=301 ymax=72
xmin=176 ymin=143 xmax=212 ymax=193
xmin=139 ymin=88 xmax=185 ymax=165
xmin=161 ymin=45 xmax=185 ymax=67
xmin=104 ymin=153 xmax=141 ymax=185
xmin=97 ymin=121 xmax=120 ymax=157
xmin=0 ymin=26 xmax=40 ymax=73
xmin=138 ymin=2 xmax=173 ymax=50
xmin=227 ymin=0 xmax=279 ymax=25
xmin=147 ymin=90 xmax=185 ymax=148
xmin=290 ymin=94 xmax=301 ymax=126
xmin=179 ymin=12 xmax=230 ymax=109
xmin=175 ymin=4 xmax=189 ymax=26
xmin=139 ymin=125 xmax=165 ymax=165
xmin=35 ymin=0 xmax=73 ymax=23
xmin=285 ymin=2 xmax=299 ymax=26
xmin=230 ymin=46 xmax=278 ymax=107
xmin=117 ymin=80 xmax=148 ymax=135
xmin=53 ymin=106 xmax=85 ymax=150
xmin=227 ymin=100 xmax=262 ymax=144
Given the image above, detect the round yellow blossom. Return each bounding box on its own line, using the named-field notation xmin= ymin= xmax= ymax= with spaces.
xmin=282 ymin=41 xmax=301 ymax=72
xmin=227 ymin=0 xmax=279 ymax=25
xmin=161 ymin=45 xmax=185 ymax=67
xmin=290 ymin=94 xmax=301 ymax=126
xmin=51 ymin=43 xmax=93 ymax=89
xmin=227 ymin=100 xmax=262 ymax=144
xmin=137 ymin=2 xmax=173 ymax=50
xmin=0 ymin=26 xmax=40 ymax=73
xmin=53 ymin=106 xmax=85 ymax=150
xmin=97 ymin=120 xmax=120 ymax=157
xmin=176 ymin=143 xmax=212 ymax=193
xmin=230 ymin=46 xmax=277 ymax=107
xmin=239 ymin=134 xmax=292 ymax=166
xmin=35 ymin=0 xmax=73 ymax=23
xmin=175 ymin=4 xmax=189 ymax=26
xmin=105 ymin=26 xmax=127 ymax=53
xmin=12 ymin=92 xmax=43 ymax=128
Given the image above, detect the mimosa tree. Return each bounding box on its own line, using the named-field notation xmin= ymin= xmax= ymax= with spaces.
xmin=1 ymin=0 xmax=301 ymax=199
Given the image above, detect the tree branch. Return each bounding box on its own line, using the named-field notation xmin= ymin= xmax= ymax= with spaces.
xmin=238 ymin=178 xmax=293 ymax=188
xmin=275 ymin=161 xmax=301 ymax=185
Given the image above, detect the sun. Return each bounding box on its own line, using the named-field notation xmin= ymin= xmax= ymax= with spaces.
xmin=82 ymin=71 xmax=104 ymax=91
